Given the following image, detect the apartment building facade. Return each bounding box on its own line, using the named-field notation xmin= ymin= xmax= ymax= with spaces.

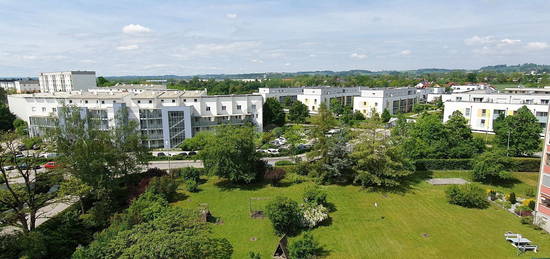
xmin=39 ymin=71 xmax=97 ymax=93
xmin=0 ymin=79 xmax=40 ymax=93
xmin=353 ymin=87 xmax=431 ymax=117
xmin=535 ymin=106 xmax=550 ymax=233
xmin=442 ymin=92 xmax=549 ymax=132
xmin=258 ymin=87 xmax=360 ymax=113
xmin=7 ymin=89 xmax=263 ymax=149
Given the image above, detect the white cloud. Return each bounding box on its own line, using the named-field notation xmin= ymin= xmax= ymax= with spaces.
xmin=250 ymin=59 xmax=263 ymax=63
xmin=226 ymin=13 xmax=238 ymax=19
xmin=464 ymin=35 xmax=494 ymax=46
xmin=400 ymin=49 xmax=412 ymax=56
xmin=350 ymin=53 xmax=368 ymax=59
xmin=116 ymin=44 xmax=139 ymax=51
xmin=526 ymin=42 xmax=549 ymax=50
xmin=500 ymin=38 xmax=521 ymax=45
xmin=122 ymin=24 xmax=152 ymax=34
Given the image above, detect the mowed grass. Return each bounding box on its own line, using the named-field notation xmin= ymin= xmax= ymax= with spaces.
xmin=173 ymin=173 xmax=550 ymax=258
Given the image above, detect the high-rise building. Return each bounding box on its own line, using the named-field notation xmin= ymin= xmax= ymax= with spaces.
xmin=39 ymin=71 xmax=97 ymax=93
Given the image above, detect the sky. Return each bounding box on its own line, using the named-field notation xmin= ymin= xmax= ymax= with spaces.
xmin=0 ymin=0 xmax=549 ymax=77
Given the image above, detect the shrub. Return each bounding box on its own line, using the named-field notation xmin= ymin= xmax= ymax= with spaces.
xmin=286 ymin=173 xmax=308 ymax=184
xmin=147 ymin=176 xmax=178 ymax=202
xmin=288 ymin=232 xmax=322 ymax=259
xmin=414 ymin=159 xmax=472 ymax=170
xmin=266 ymin=196 xmax=302 ymax=236
xmin=248 ymin=251 xmax=261 ymax=259
xmin=303 ymin=185 xmax=328 ymax=206
xmin=185 ymin=179 xmax=199 ymax=192
xmin=525 ymin=187 xmax=536 ymax=198
xmin=180 ymin=167 xmax=202 ymax=181
xmin=294 ymin=161 xmax=311 ymax=176
xmin=275 ymin=160 xmax=294 ymax=166
xmin=445 ymin=184 xmax=489 ymax=209
xmin=264 ymin=168 xmax=286 ymax=185
xmin=144 ymin=167 xmax=167 ymax=177
xmin=507 ymin=192 xmax=517 ymax=204
xmin=472 ymin=150 xmax=512 ymax=183
xmin=520 ymin=216 xmax=533 ymax=225
xmin=528 ymin=200 xmax=536 ymax=211
xmin=300 ymin=204 xmax=329 ymax=228
xmin=487 ymin=189 xmax=497 ymax=201
xmin=510 ymin=157 xmax=540 ymax=172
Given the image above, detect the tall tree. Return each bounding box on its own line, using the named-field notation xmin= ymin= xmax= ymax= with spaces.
xmin=0 ymin=104 xmax=16 ymax=131
xmin=309 ymin=103 xmax=338 ymax=164
xmin=51 ymin=106 xmax=148 ymax=199
xmin=0 ymin=132 xmax=60 ymax=232
xmin=287 ymin=101 xmax=309 ymax=123
xmin=201 ymin=125 xmax=262 ymax=183
xmin=445 ymin=111 xmax=484 ymax=158
xmin=263 ymin=98 xmax=285 ymax=128
xmin=351 ymin=127 xmax=414 ymax=188
xmin=494 ymin=106 xmax=542 ymax=156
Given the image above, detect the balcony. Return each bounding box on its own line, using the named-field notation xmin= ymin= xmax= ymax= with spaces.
xmin=193 ymin=118 xmax=253 ymax=127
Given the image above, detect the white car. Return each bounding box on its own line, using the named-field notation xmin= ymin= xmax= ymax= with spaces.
xmin=267 ymin=148 xmax=280 ymax=155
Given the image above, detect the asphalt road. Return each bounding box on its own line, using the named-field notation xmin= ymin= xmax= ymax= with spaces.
xmin=147 ymin=153 xmax=308 ymax=169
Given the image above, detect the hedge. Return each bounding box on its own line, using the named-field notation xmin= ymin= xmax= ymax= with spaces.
xmin=415 ymin=159 xmax=473 ymax=171
xmin=415 ymin=157 xmax=541 ymax=172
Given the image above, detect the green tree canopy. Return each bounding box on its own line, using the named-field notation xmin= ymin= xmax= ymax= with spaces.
xmin=445 ymin=111 xmax=484 ymax=158
xmin=381 ymin=109 xmax=391 ymax=123
xmin=494 ymin=106 xmax=542 ymax=156
xmin=201 ymin=125 xmax=262 ymax=183
xmin=263 ymin=98 xmax=285 ymax=128
xmin=0 ymin=104 xmax=16 ymax=131
xmin=287 ymin=100 xmax=310 ymax=123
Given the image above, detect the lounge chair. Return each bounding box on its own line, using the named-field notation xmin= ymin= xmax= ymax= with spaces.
xmin=519 ymin=245 xmax=538 ymax=253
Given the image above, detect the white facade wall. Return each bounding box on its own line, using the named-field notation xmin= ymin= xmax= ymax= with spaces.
xmin=442 ymin=92 xmax=550 ymax=132
xmin=353 ymin=87 xmax=426 ymax=117
xmin=39 ymin=71 xmax=97 ymax=93
xmin=259 ymin=87 xmax=360 ymax=113
xmin=14 ymin=81 xmax=40 ymax=93
xmin=7 ymin=91 xmax=263 ymax=149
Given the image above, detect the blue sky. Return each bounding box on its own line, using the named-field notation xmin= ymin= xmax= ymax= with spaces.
xmin=0 ymin=0 xmax=549 ymax=76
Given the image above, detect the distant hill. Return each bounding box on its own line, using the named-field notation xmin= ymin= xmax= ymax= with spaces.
xmin=92 ymin=63 xmax=550 ymax=81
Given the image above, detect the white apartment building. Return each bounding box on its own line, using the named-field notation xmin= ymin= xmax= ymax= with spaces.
xmin=7 ymin=90 xmax=263 ymax=149
xmin=258 ymin=87 xmax=360 ymax=113
xmin=39 ymin=71 xmax=97 ymax=93
xmin=0 ymin=79 xmax=40 ymax=93
xmin=502 ymin=86 xmax=550 ymax=95
xmin=353 ymin=87 xmax=431 ymax=117
xmin=442 ymin=91 xmax=549 ymax=132
xmin=450 ymin=84 xmax=493 ymax=93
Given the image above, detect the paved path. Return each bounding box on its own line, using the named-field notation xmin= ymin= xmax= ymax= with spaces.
xmin=147 ymin=154 xmax=308 ymax=169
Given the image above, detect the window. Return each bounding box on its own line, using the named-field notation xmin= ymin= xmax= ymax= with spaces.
xmin=69 ymin=100 xmax=73 ymax=103
xmin=536 ymin=111 xmax=548 ymax=117
xmin=42 ymin=107 xmax=46 ymax=112
xmin=172 ymin=99 xmax=175 ymax=103
xmin=465 ymin=108 xmax=471 ymax=116
xmin=138 ymin=100 xmax=141 ymax=104
xmin=473 ymin=97 xmax=483 ymax=102
xmin=542 ymin=99 xmax=549 ymax=104
xmin=85 ymin=100 xmax=88 ymax=104
xmin=161 ymin=99 xmax=164 ymax=102
xmin=237 ymin=105 xmax=242 ymax=110
xmin=149 ymin=100 xmax=152 ymax=104
xmin=183 ymin=99 xmax=187 ymax=102
xmin=251 ymin=105 xmax=256 ymax=110
xmin=32 ymin=107 xmax=36 ymax=112
xmin=481 ymin=109 xmax=486 ymax=116
xmin=480 ymin=119 xmax=486 ymax=126
xmin=222 ymin=106 xmax=226 ymax=110
xmin=101 ymin=100 xmax=105 ymax=104
xmin=194 ymin=99 xmax=197 ymax=102
xmin=206 ymin=106 xmax=211 ymax=111
xmin=456 ymin=97 xmax=463 ymax=101
xmin=52 ymin=108 xmax=56 ymax=112
xmin=314 ymin=99 xmax=317 ymax=104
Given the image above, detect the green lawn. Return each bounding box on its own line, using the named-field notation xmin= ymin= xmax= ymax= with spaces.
xmin=431 ymin=171 xmax=538 ymax=197
xmin=493 ymin=83 xmax=521 ymax=91
xmin=173 ymin=173 xmax=549 ymax=258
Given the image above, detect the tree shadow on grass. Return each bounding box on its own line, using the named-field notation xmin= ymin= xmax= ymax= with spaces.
xmin=172 ymin=192 xmax=189 ymax=202
xmin=364 ymin=170 xmax=434 ymax=195
xmin=214 ymin=179 xmax=268 ymax=191
xmin=483 ymin=177 xmax=522 ymax=189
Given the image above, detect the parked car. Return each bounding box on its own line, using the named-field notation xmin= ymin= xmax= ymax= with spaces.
xmin=34 ymin=165 xmax=42 ymax=170
xmin=43 ymin=161 xmax=58 ymax=169
xmin=40 ymin=153 xmax=59 ymax=159
xmin=267 ymin=148 xmax=280 ymax=155
xmin=156 ymin=152 xmax=166 ymax=157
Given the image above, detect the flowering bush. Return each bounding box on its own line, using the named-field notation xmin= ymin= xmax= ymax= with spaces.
xmin=300 ymin=204 xmax=328 ymax=228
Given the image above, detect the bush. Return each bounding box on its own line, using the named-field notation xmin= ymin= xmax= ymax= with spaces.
xmin=415 ymin=159 xmax=472 ymax=170
xmin=303 ymin=185 xmax=328 ymax=206
xmin=146 ymin=176 xmax=178 ymax=202
xmin=487 ymin=189 xmax=497 ymax=201
xmin=525 ymin=187 xmax=536 ymax=198
xmin=445 ymin=184 xmax=489 ymax=209
xmin=285 ymin=173 xmax=308 ymax=184
xmin=300 ymin=203 xmax=329 ymax=228
xmin=520 ymin=216 xmax=533 ymax=225
xmin=275 ymin=160 xmax=294 ymax=166
xmin=248 ymin=251 xmax=261 ymax=259
xmin=264 ymin=168 xmax=286 ymax=185
xmin=472 ymin=151 xmax=512 ymax=183
xmin=180 ymin=167 xmax=202 ymax=182
xmin=288 ymin=232 xmax=322 ymax=259
xmin=528 ymin=200 xmax=536 ymax=211
xmin=507 ymin=192 xmax=517 ymax=204
xmin=294 ymin=161 xmax=311 ymax=176
xmin=185 ymin=179 xmax=199 ymax=192
xmin=266 ymin=196 xmax=302 ymax=236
